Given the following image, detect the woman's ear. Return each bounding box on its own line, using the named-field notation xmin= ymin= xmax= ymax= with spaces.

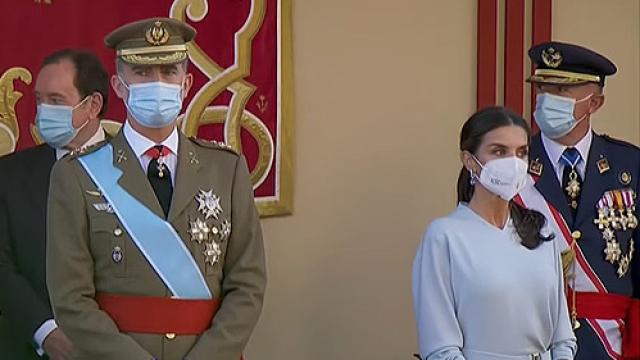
xmin=460 ymin=150 xmax=478 ymax=173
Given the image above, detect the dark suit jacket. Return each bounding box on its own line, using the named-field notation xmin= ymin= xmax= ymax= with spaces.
xmin=0 ymin=144 xmax=56 ymax=359
xmin=530 ymin=132 xmax=639 ymax=360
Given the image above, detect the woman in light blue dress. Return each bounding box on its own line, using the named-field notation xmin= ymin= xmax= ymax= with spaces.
xmin=412 ymin=107 xmax=576 ymax=360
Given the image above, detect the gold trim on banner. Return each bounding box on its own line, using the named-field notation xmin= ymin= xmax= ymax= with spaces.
xmin=263 ymin=0 xmax=294 ymax=217
xmin=0 ymin=67 xmax=32 ymax=156
xmin=181 ymin=107 xmax=273 ymax=186
xmin=170 ymin=0 xmax=293 ymax=217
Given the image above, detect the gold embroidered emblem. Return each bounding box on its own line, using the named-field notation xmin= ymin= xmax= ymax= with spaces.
xmin=542 ymin=47 xmax=563 ymax=68
xmin=145 ymin=21 xmax=170 ymax=46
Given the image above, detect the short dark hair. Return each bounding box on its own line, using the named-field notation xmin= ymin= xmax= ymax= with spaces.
xmin=42 ymin=49 xmax=109 ymax=117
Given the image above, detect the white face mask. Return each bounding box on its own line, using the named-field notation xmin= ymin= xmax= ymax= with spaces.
xmin=471 ymin=156 xmax=529 ymax=201
xmin=533 ymin=92 xmax=592 ymax=139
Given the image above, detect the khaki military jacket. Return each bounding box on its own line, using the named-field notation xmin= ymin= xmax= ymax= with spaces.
xmin=46 ymin=130 xmax=266 ymax=360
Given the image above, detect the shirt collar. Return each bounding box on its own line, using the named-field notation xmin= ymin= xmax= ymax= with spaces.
xmin=541 ymin=129 xmax=592 ymax=166
xmin=123 ymin=120 xmax=179 ymax=158
xmin=56 ymin=126 xmax=106 ymax=160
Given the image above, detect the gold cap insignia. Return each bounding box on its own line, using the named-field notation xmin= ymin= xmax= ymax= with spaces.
xmin=542 ymin=47 xmax=563 ymax=68
xmin=145 ymin=21 xmax=170 ymax=46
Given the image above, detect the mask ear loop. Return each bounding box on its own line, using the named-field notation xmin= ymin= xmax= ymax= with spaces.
xmin=72 ymin=95 xmax=94 ymax=131
xmin=467 ymin=152 xmax=483 ymax=185
xmin=573 ymin=93 xmax=594 ymax=123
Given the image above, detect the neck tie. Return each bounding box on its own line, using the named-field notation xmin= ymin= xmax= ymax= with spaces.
xmin=145 ymin=145 xmax=173 ymax=218
xmin=560 ymin=147 xmax=582 ymax=214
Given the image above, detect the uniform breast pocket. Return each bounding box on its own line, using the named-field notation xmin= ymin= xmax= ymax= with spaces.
xmin=90 ymin=215 xmax=128 ymax=278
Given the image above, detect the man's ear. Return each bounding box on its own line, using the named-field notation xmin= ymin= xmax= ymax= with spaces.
xmin=87 ymin=92 xmax=104 ymax=119
xmin=111 ymin=75 xmax=127 ymax=100
xmin=589 ymin=93 xmax=605 ymax=114
xmin=182 ymin=73 xmax=194 ymax=99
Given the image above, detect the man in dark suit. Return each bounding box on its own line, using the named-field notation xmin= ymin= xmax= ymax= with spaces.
xmin=0 ymin=49 xmax=109 ymax=360
xmin=523 ymin=42 xmax=639 ymax=359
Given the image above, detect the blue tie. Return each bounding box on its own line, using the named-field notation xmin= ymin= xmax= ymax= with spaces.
xmin=560 ymin=147 xmax=582 ymax=169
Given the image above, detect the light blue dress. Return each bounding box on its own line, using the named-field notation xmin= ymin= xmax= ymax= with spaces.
xmin=412 ymin=204 xmax=577 ymax=360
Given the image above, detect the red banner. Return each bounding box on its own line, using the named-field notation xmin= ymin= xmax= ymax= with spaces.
xmin=0 ymin=0 xmax=293 ymax=216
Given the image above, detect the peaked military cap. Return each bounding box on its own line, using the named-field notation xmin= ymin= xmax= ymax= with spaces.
xmin=104 ymin=17 xmax=196 ymax=65
xmin=527 ymin=41 xmax=617 ymax=86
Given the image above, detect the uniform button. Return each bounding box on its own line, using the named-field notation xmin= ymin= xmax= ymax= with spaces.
xmin=165 ymin=333 xmax=176 ymax=340
xmin=114 ymin=228 xmax=123 ymax=237
xmin=571 ymin=230 xmax=582 ymax=240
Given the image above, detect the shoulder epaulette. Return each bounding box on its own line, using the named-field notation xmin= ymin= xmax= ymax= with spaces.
xmin=601 ymin=134 xmax=640 ymax=151
xmin=188 ymin=137 xmax=239 ymax=155
xmin=65 ymin=140 xmax=109 ymax=160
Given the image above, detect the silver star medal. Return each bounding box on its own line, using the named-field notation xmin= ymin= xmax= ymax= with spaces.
xmin=187 ymin=218 xmax=210 ymax=244
xmin=204 ymin=241 xmax=222 ymax=266
xmin=219 ymin=220 xmax=231 ymax=240
xmin=195 ymin=189 xmax=222 ymax=219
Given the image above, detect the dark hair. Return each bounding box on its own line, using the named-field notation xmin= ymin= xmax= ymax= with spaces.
xmin=42 ymin=49 xmax=109 ymax=116
xmin=457 ymin=106 xmax=553 ymax=249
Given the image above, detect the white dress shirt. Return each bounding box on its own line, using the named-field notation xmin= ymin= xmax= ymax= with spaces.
xmin=123 ymin=121 xmax=178 ymax=186
xmin=541 ymin=130 xmax=592 ymax=184
xmin=35 ymin=125 xmax=106 ymax=355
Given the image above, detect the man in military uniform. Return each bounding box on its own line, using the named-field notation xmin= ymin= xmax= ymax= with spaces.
xmin=0 ymin=49 xmax=109 ymax=360
xmin=519 ymin=42 xmax=639 ymax=359
xmin=46 ymin=18 xmax=266 ymax=360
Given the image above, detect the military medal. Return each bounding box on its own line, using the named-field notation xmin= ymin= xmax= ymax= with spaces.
xmin=619 ymin=170 xmax=632 ymax=185
xmin=604 ymin=241 xmax=622 ymax=263
xmin=157 ymin=156 xmax=166 ymax=178
xmin=617 ymin=239 xmax=634 ymax=278
xmin=565 ymin=169 xmax=581 ymax=207
xmin=203 ymin=241 xmax=222 ymax=266
xmin=93 ymin=202 xmax=115 ymax=213
xmin=219 ymin=220 xmax=231 ymax=240
xmin=112 ymin=246 xmax=124 ymax=263
xmin=187 ymin=218 xmax=210 ymax=244
xmin=595 ymin=190 xmax=636 ymax=277
xmin=196 ymin=189 xmax=223 ymax=219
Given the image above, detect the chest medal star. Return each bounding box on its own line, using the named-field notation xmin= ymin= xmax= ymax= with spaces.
xmin=195 ymin=189 xmax=222 ymax=219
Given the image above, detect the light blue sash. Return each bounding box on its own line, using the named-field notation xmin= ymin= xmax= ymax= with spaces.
xmin=78 ymin=144 xmax=211 ymax=299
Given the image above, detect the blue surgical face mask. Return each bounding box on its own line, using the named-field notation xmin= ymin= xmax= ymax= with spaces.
xmin=533 ymin=92 xmax=592 ymax=139
xmin=36 ymin=97 xmax=90 ymax=148
xmin=120 ymin=77 xmax=184 ymax=128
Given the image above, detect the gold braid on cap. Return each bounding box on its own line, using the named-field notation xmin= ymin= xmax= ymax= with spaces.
xmin=533 ymin=69 xmax=601 ymax=83
xmin=121 ymin=52 xmax=188 ymax=65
